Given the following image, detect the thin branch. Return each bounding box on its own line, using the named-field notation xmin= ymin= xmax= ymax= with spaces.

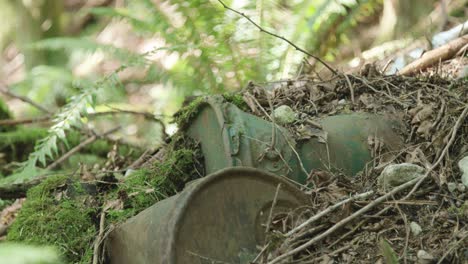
xmin=268 ymin=175 xmax=424 ymax=264
xmin=267 ymin=105 xmax=468 ymax=264
xmin=216 ymin=0 xmax=337 ymax=75
xmin=261 ymin=183 xmax=281 ymax=263
xmin=404 ymin=105 xmax=468 ymax=199
xmin=92 ymin=211 xmax=106 ymax=264
xmin=285 ymin=190 xmax=374 ymax=237
xmin=0 ymin=116 xmax=50 ymax=126
xmin=0 ymin=84 xmax=52 ymax=115
xmin=46 ymin=126 xmax=121 ymax=170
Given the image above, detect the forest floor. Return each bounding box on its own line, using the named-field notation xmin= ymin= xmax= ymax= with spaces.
xmin=0 ymin=31 xmax=467 ymax=264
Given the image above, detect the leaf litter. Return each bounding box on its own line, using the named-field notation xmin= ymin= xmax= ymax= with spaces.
xmin=240 ymin=64 xmax=467 ymax=263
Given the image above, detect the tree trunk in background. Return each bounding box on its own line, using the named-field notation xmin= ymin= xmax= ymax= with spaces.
xmin=376 ymin=0 xmax=437 ymax=44
xmin=13 ymin=0 xmax=65 ymax=69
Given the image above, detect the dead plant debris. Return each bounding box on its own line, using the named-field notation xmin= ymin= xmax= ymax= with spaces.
xmin=242 ymin=67 xmax=467 ymax=263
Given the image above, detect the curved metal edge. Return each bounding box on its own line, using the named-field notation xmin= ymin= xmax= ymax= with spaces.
xmin=164 ymin=166 xmax=309 ymax=263
xmin=195 ymin=96 xmax=236 ymax=168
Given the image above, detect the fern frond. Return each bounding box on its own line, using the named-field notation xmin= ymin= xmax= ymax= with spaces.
xmin=32 ymin=37 xmax=146 ymax=65
xmin=88 ymin=7 xmax=160 ymax=33
xmin=6 ymin=66 xmax=131 ymax=184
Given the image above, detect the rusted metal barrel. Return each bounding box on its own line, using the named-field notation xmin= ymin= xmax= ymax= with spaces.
xmin=106 ymin=167 xmax=307 ymax=264
xmin=187 ymin=96 xmax=404 ymax=183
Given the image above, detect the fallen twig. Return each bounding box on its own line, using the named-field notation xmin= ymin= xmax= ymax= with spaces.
xmin=92 ymin=211 xmax=106 ymax=264
xmin=404 ymin=105 xmax=468 ymax=199
xmin=0 ymin=84 xmax=52 ymax=115
xmin=267 ymin=105 xmax=468 ymax=264
xmin=285 ymin=190 xmax=374 ymax=237
xmin=0 ymin=116 xmax=50 ymax=126
xmin=399 ymin=35 xmax=468 ymax=75
xmin=46 ymin=126 xmax=121 ymax=170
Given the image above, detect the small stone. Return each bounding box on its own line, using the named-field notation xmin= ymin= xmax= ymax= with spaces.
xmin=458 ymin=156 xmax=468 ymax=187
xmin=447 ymin=182 xmax=457 ymax=193
xmin=377 ymin=163 xmax=425 ymax=189
xmin=417 ymin=250 xmax=434 ymax=264
xmin=272 ymin=105 xmax=296 ymax=125
xmin=410 ymin=222 xmax=422 ymax=236
xmin=338 ymin=99 xmax=346 ymax=105
xmin=124 ymin=169 xmax=135 ymax=177
xmin=457 ymin=183 xmax=466 ymax=192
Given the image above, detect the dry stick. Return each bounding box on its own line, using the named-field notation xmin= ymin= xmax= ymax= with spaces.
xmin=0 ymin=116 xmax=50 ymax=126
xmin=352 ymin=76 xmax=406 ymax=107
xmin=343 ymin=74 xmax=355 ymax=104
xmin=0 ymin=84 xmax=52 ymax=115
xmin=92 ymin=211 xmax=106 ymax=264
xmin=268 ymin=106 xmax=468 ymax=264
xmin=265 ymin=90 xmax=277 ymax=150
xmin=251 ymin=243 xmax=270 ymax=264
xmin=399 ymin=35 xmax=468 ymax=75
xmin=0 ymin=110 xmax=164 ymax=127
xmin=265 ymin=184 xmax=282 ymax=234
xmin=268 ymin=176 xmax=424 ymax=264
xmin=285 ymin=190 xmax=374 ymax=237
xmin=126 ymin=148 xmax=152 ymax=170
xmin=436 ymin=229 xmax=468 ymax=264
xmin=404 ymin=105 xmax=468 ymax=200
xmin=327 ymin=206 xmax=391 ymax=249
xmin=393 ymin=197 xmax=409 ymax=264
xmin=260 ymin=184 xmax=282 ymax=263
xmin=216 ymin=0 xmax=337 ymax=75
xmin=46 ymin=126 xmax=120 ymax=170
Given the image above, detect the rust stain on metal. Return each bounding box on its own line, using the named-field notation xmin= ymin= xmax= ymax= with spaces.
xmin=106 ymin=167 xmax=307 ymax=264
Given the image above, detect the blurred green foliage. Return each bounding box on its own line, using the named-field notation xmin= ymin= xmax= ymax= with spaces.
xmin=0 ymin=243 xmax=62 ymax=264
xmin=2 ymin=0 xmax=386 ymax=183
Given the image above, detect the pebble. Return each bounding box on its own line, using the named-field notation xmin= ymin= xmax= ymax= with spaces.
xmin=447 ymin=182 xmax=457 ymax=193
xmin=272 ymin=105 xmax=296 ymax=125
xmin=417 ymin=250 xmax=434 ymax=264
xmin=377 ymin=163 xmax=425 ymax=189
xmin=410 ymin=222 xmax=422 ymax=236
xmin=458 ymin=156 xmax=468 ymax=187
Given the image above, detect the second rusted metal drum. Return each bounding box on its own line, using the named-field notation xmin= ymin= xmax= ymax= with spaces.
xmin=106 ymin=167 xmax=307 ymax=264
xmin=186 ymin=96 xmax=404 ymax=183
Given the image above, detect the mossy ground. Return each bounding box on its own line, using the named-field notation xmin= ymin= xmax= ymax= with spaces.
xmin=4 ymin=93 xmax=208 ymax=263
xmin=7 ymin=175 xmax=97 ymax=264
xmin=7 ymin=134 xmax=204 ymax=263
xmin=0 ymin=126 xmax=139 ymax=175
xmin=106 ymin=135 xmax=204 ymax=223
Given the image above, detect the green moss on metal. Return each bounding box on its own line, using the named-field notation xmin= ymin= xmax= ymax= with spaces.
xmin=173 ymin=96 xmax=206 ymax=130
xmin=7 ymin=175 xmax=96 ymax=264
xmin=222 ymin=93 xmax=249 ymax=112
xmin=107 ymin=135 xmax=203 ymax=223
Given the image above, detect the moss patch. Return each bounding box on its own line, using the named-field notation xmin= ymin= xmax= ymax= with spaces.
xmin=107 ymin=135 xmax=204 ymax=223
xmin=0 ymin=127 xmax=138 ymax=166
xmin=222 ymin=92 xmax=249 ymax=111
xmin=173 ymin=96 xmax=206 ymax=130
xmin=7 ymin=175 xmax=96 ymax=264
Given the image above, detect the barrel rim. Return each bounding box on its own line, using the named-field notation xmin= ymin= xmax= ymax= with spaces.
xmin=164 ymin=166 xmax=308 ymax=263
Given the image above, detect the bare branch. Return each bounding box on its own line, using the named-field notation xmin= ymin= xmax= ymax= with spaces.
xmin=0 ymin=83 xmax=53 ymax=115
xmin=216 ymin=0 xmax=337 ymax=75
